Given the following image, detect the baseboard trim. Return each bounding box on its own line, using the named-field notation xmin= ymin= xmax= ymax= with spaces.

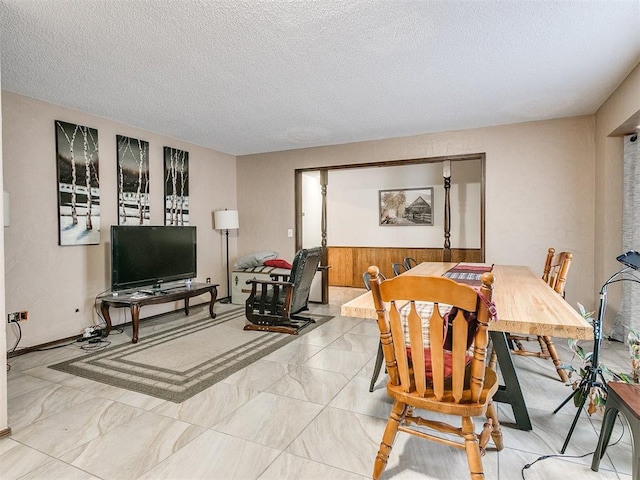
xmin=7 ymin=301 xmax=212 ymax=358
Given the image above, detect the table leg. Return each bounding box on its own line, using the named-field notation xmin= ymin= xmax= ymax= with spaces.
xmin=130 ymin=305 xmax=140 ymax=344
xmin=490 ymin=331 xmax=532 ymax=431
xmin=100 ymin=302 xmax=112 ymax=337
xmin=184 ymin=298 xmax=190 ymax=315
xmin=209 ymin=286 xmax=217 ymax=319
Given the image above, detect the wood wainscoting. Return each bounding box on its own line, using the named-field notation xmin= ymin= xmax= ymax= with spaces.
xmin=327 ymin=246 xmax=484 ymax=287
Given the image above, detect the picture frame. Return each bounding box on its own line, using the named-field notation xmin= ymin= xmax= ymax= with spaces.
xmin=117 ymin=135 xmax=150 ymax=225
xmin=55 ymin=120 xmax=100 ymax=245
xmin=164 ymin=146 xmax=189 ymax=226
xmin=379 ymin=187 xmax=434 ymax=226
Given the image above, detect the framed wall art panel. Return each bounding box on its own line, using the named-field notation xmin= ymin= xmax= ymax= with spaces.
xmin=164 ymin=147 xmax=189 ymax=226
xmin=379 ymin=187 xmax=434 ymax=226
xmin=117 ymin=135 xmax=150 ymax=225
xmin=55 ymin=120 xmax=100 ymax=245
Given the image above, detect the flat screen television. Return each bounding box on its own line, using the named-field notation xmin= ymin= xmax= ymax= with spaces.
xmin=110 ymin=225 xmax=197 ymax=291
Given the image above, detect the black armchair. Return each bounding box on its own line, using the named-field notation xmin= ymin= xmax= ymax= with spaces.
xmin=244 ymin=247 xmax=322 ymax=334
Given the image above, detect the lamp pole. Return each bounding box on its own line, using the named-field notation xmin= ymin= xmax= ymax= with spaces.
xmin=223 ymin=227 xmax=231 ymax=303
xmin=214 ymin=209 xmax=239 ymax=303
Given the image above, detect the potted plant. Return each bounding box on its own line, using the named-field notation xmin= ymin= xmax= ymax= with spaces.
xmin=560 ymin=303 xmax=634 ymax=415
xmin=629 ymin=327 xmax=640 ymax=383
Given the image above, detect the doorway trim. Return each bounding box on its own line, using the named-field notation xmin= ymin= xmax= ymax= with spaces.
xmin=294 ymin=153 xmax=486 ymax=292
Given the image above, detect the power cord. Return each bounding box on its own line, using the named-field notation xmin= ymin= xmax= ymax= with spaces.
xmin=79 ymin=338 xmax=111 ymax=352
xmin=6 ymin=291 xmax=114 ymax=372
xmin=93 ymin=288 xmax=111 ymax=330
xmin=8 ymin=321 xmax=22 ymax=353
xmin=6 ymin=321 xmax=23 ymax=371
xmin=521 ymin=414 xmax=626 ymax=479
xmin=93 ymin=288 xmax=125 ymax=335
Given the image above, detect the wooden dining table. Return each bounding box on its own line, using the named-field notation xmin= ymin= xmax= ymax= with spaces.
xmin=341 ymin=262 xmax=594 ymax=431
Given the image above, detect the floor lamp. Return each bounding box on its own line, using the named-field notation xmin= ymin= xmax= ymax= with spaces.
xmin=214 ymin=209 xmax=239 ymax=303
xmin=553 ymin=250 xmax=640 ymax=453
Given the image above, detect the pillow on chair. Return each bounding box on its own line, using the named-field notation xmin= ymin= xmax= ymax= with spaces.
xmin=264 ymin=258 xmax=293 ymax=269
xmin=234 ymin=251 xmax=278 ymax=269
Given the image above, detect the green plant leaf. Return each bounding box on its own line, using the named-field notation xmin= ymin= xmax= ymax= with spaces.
xmin=613 ymin=372 xmax=633 ymax=383
xmin=558 ymin=364 xmax=575 ymax=372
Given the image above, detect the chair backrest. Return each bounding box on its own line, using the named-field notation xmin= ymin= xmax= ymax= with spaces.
xmin=542 ymin=248 xmax=572 ymax=295
xmin=392 ymin=262 xmax=407 ymax=276
xmin=363 ymin=270 xmax=386 ymax=291
xmin=289 ymin=247 xmax=322 ymax=314
xmin=368 ymin=265 xmax=494 ymax=403
xmin=404 ymin=257 xmax=418 ymax=270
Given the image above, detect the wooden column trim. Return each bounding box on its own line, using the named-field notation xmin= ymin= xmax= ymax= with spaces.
xmin=320 ymin=169 xmax=329 ymax=303
xmin=443 ymin=175 xmax=452 ymax=262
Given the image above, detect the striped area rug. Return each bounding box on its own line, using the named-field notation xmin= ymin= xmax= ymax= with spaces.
xmin=50 ymin=305 xmax=333 ymax=403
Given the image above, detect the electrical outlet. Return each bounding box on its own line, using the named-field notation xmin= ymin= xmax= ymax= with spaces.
xmin=206 ymin=277 xmax=211 ymax=284
xmin=7 ymin=311 xmax=27 ymax=323
xmin=287 ymin=228 xmax=293 ymax=238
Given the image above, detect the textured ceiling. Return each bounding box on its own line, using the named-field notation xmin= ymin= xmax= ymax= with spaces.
xmin=1 ymin=1 xmax=639 ymax=155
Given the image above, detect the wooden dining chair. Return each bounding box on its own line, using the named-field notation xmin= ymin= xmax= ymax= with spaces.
xmin=507 ymin=248 xmax=573 ymax=382
xmin=403 ymin=257 xmax=418 ymax=270
xmin=363 ymin=270 xmax=387 ymax=392
xmin=391 ymin=262 xmax=407 ymax=276
xmin=368 ymin=266 xmax=503 ymax=480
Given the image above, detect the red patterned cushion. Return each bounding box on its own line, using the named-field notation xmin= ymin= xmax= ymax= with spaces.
xmin=406 ymin=347 xmax=472 ymax=381
xmin=264 ymin=258 xmax=292 ymax=269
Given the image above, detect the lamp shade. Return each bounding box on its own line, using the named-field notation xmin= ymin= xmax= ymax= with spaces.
xmin=214 ymin=210 xmax=239 ymax=230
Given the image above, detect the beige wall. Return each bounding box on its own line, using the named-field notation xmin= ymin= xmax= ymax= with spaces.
xmin=237 ymin=116 xmax=596 ymax=311
xmin=2 ymin=91 xmax=237 ymax=348
xmin=327 ymin=160 xmax=482 ymax=248
xmin=594 ymin=63 xmax=640 ymax=331
xmin=2 ymin=61 xmax=637 ymax=351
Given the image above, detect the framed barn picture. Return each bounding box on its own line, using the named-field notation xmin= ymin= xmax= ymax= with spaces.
xmin=379 ymin=187 xmax=434 ymax=226
xmin=55 ymin=120 xmax=100 ymax=245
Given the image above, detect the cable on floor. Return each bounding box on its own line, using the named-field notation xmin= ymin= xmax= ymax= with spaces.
xmin=79 ymin=338 xmax=111 ymax=352
xmin=521 ymin=414 xmax=626 ymax=479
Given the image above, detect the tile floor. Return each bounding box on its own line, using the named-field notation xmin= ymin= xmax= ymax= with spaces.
xmin=2 ymin=287 xmax=634 ymax=479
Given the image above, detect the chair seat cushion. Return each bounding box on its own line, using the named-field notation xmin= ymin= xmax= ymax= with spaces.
xmin=406 ymin=347 xmax=473 ymax=381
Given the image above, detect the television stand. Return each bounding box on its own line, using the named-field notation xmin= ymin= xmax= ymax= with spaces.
xmin=100 ymin=282 xmax=218 ymax=343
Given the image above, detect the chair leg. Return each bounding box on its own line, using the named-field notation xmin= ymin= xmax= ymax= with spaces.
xmin=485 ymin=400 xmax=504 ymax=451
xmin=373 ymin=400 xmax=407 ymax=480
xmin=591 ymin=406 xmax=619 ymax=472
xmin=488 ymin=349 xmax=498 ymax=372
xmin=537 ymin=335 xmax=550 ymax=356
xmin=542 ymin=335 xmax=569 ymax=382
xmin=370 ymin=341 xmax=384 ymax=392
xmin=462 ymin=416 xmax=484 ymax=480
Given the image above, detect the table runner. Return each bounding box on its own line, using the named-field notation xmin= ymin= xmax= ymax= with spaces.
xmin=442 ymin=262 xmax=494 ymax=286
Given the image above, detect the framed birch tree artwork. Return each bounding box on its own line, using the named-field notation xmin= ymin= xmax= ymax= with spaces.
xmin=164 ymin=147 xmax=189 ymax=226
xmin=55 ymin=120 xmax=100 ymax=245
xmin=117 ymin=135 xmax=150 ymax=225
